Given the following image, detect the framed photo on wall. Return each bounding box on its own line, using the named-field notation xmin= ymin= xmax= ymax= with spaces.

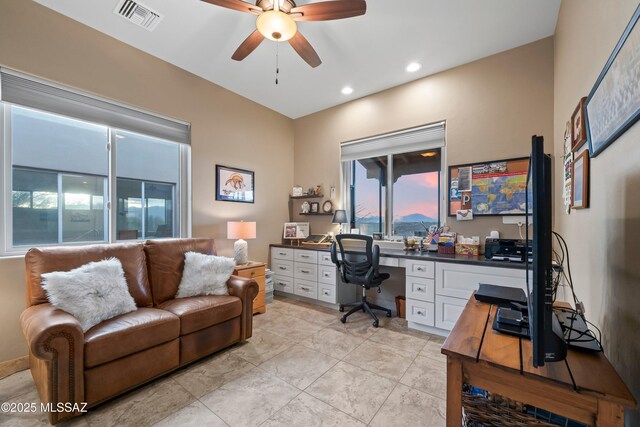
xmin=571 ymin=150 xmax=590 ymax=209
xmin=571 ymin=97 xmax=587 ymax=152
xmin=585 ymin=4 xmax=640 ymax=157
xmin=215 ymin=165 xmax=254 ymax=203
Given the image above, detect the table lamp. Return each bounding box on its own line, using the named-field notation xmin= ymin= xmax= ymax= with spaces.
xmin=332 ymin=210 xmax=348 ymax=234
xmin=227 ymin=221 xmax=256 ymax=265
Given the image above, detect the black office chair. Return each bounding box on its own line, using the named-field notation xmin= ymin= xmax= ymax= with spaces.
xmin=330 ymin=234 xmax=392 ymax=327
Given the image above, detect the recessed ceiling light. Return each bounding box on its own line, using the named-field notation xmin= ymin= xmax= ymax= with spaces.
xmin=341 ymin=86 xmax=353 ymax=95
xmin=406 ymin=62 xmax=422 ymax=73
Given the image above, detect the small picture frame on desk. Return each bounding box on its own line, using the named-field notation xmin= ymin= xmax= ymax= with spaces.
xmin=310 ymin=202 xmax=319 ymax=213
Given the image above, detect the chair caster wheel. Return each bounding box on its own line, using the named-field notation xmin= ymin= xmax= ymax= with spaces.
xmin=339 ymin=304 xmax=344 ymax=313
xmin=386 ymin=312 xmax=392 ymax=318
xmin=340 ymin=316 xmax=347 ymax=324
xmin=372 ymin=320 xmax=379 ymax=328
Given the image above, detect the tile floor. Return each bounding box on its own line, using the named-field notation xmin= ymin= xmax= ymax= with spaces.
xmin=0 ymin=296 xmax=447 ymax=427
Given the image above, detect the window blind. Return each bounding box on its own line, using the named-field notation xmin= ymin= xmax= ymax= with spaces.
xmin=340 ymin=121 xmax=445 ymax=161
xmin=0 ymin=68 xmax=191 ymax=144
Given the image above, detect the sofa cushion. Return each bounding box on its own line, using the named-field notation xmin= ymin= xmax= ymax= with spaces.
xmin=159 ymin=295 xmax=242 ymax=335
xmin=84 ymin=307 xmax=180 ymax=368
xmin=42 ymin=258 xmax=137 ymax=332
xmin=144 ymin=238 xmax=216 ymax=305
xmin=176 ymin=252 xmax=235 ymax=298
xmin=26 ymin=242 xmax=152 ymax=308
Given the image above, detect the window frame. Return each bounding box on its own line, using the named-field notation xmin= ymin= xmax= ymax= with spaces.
xmin=341 ymin=122 xmax=447 ymax=237
xmin=1 ymin=103 xmax=191 ymax=256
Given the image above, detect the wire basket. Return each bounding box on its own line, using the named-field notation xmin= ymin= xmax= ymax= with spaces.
xmin=463 ymin=390 xmax=559 ymax=427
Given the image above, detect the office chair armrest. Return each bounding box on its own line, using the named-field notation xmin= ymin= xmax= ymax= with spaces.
xmin=330 ymin=242 xmax=340 ymax=267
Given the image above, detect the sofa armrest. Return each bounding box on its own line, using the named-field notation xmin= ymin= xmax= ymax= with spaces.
xmin=227 ymin=275 xmax=259 ymax=340
xmin=20 ymin=304 xmax=85 ymax=424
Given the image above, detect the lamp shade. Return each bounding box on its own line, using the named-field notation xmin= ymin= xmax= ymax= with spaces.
xmin=256 ymin=10 xmax=297 ymax=42
xmin=332 ymin=210 xmax=348 ymax=224
xmin=227 ymin=221 xmax=256 ymax=240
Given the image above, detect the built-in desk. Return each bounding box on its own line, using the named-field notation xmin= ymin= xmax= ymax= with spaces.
xmin=269 ymin=243 xmax=527 ymax=336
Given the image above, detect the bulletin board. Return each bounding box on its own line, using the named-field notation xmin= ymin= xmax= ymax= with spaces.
xmin=448 ymin=157 xmax=530 ymax=217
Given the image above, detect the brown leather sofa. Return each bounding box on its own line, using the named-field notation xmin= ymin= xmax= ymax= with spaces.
xmin=19 ymin=238 xmax=258 ymax=424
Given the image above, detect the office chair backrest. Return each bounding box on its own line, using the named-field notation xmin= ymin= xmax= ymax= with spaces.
xmin=331 ymin=234 xmax=379 ymax=285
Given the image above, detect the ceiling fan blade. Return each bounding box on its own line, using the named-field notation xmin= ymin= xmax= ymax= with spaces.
xmin=200 ymin=0 xmax=262 ymax=14
xmin=232 ymin=30 xmax=266 ymax=61
xmin=291 ymin=0 xmax=366 ymax=22
xmin=289 ymin=32 xmax=322 ymax=68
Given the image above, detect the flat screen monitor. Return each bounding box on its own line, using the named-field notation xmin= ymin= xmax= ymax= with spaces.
xmin=526 ymin=135 xmax=567 ymax=367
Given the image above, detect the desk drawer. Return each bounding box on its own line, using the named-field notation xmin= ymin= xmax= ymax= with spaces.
xmin=406 ymin=298 xmax=434 ymax=327
xmin=435 ymin=263 xmax=526 ymax=299
xmin=435 ymin=295 xmax=467 ymax=330
xmin=405 ymin=260 xmax=435 ymax=278
xmin=271 ymin=247 xmax=294 ymax=261
xmin=318 ymin=251 xmax=335 ymax=266
xmin=406 ymin=276 xmax=434 ymax=303
xmin=273 ymin=275 xmax=294 ymax=294
xmin=317 ymin=265 xmax=336 ymax=285
xmin=317 ymin=283 xmax=337 ymax=304
xmin=234 ymin=265 xmax=265 ymax=280
xmin=294 ymin=279 xmax=317 ymax=299
xmin=294 ymin=262 xmax=317 ymax=281
xmin=272 ymin=259 xmax=293 ymax=277
xmin=294 ymin=249 xmax=317 ymax=263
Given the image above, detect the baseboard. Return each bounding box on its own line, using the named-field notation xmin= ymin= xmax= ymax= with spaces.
xmin=0 ymin=356 xmax=29 ymax=379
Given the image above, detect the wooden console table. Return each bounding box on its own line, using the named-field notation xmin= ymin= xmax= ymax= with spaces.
xmin=442 ymin=295 xmax=636 ymax=426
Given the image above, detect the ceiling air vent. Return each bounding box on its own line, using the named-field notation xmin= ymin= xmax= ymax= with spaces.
xmin=114 ymin=0 xmax=163 ymax=31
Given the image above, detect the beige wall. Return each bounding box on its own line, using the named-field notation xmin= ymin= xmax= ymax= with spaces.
xmin=0 ymin=0 xmax=294 ymax=361
xmin=554 ymin=0 xmax=640 ymax=422
xmin=292 ymin=37 xmax=554 ymax=239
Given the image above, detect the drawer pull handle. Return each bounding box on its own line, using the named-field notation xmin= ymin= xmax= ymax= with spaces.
xmin=300 ymin=286 xmax=310 ymax=291
xmin=279 ymin=266 xmax=287 ymax=270
xmin=301 ymin=270 xmax=310 ymax=274
xmin=416 ymin=287 xmax=424 ymax=292
xmin=416 ymin=267 xmax=425 ymax=271
xmin=279 ymin=252 xmax=286 ymax=256
xmin=278 ymin=282 xmax=286 ymax=286
xmin=301 ymin=255 xmax=309 ymax=258
xmin=323 ymin=291 xmax=330 ymax=295
xmin=324 ymin=273 xmax=330 ymax=277
xmin=416 ymin=310 xmax=425 ymax=316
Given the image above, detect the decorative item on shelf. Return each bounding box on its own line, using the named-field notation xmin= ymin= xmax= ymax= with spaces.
xmin=227 ymin=221 xmax=256 ymax=265
xmin=301 ymin=201 xmax=311 ymax=214
xmin=585 ymin=4 xmax=640 ymax=158
xmin=292 ymin=186 xmax=303 ymax=197
xmin=322 ymin=200 xmax=333 ymax=213
xmin=310 ymin=202 xmax=319 ymax=213
xmin=315 ymin=184 xmax=322 ymax=195
xmin=571 ymin=150 xmax=590 ymax=209
xmin=571 ymin=97 xmax=588 ymax=152
xmin=456 ymin=209 xmax=473 ymax=221
xmin=332 ymin=209 xmax=348 ymax=234
xmin=307 ymin=187 xmax=317 ymax=196
xmin=563 ymin=120 xmax=573 ymax=214
xmin=216 ymin=165 xmax=254 ymax=203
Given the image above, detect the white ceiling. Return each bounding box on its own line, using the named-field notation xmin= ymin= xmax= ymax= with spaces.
xmin=33 ymin=0 xmax=560 ymax=119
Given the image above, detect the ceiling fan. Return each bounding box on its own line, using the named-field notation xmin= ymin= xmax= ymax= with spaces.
xmin=201 ymin=0 xmax=367 ymax=68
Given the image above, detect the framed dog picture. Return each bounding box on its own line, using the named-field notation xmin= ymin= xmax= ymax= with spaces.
xmin=216 ymin=165 xmax=254 ymax=203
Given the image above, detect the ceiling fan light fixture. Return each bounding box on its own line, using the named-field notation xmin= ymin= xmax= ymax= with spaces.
xmin=256 ymin=10 xmax=297 ymax=42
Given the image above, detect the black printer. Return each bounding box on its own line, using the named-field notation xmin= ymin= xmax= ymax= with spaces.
xmin=484 ymin=239 xmax=531 ymax=262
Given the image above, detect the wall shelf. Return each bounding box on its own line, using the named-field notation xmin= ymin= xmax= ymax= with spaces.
xmin=290 ymin=194 xmax=324 ymax=199
xmin=299 ymin=212 xmax=334 ymax=216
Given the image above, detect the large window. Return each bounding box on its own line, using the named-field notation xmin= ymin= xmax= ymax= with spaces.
xmin=343 ymin=123 xmax=445 ymax=237
xmin=1 ymin=69 xmax=191 ymax=254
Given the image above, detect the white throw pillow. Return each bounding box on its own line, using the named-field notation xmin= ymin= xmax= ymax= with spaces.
xmin=176 ymin=252 xmax=235 ymax=298
xmin=41 ymin=258 xmax=137 ymax=332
